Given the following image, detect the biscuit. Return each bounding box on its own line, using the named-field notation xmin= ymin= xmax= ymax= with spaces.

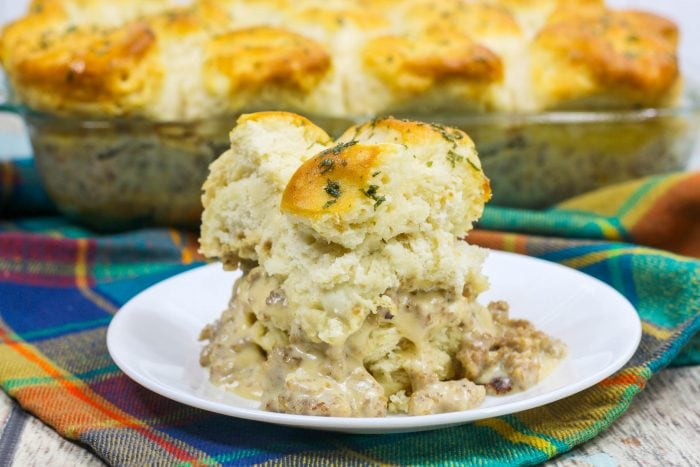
xmin=1 ymin=0 xmax=681 ymax=118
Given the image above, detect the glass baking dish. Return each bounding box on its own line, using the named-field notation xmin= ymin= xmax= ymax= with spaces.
xmin=1 ymin=79 xmax=698 ymax=231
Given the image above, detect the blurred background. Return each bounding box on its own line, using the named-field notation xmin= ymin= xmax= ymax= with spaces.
xmin=1 ymin=0 xmax=698 ymax=167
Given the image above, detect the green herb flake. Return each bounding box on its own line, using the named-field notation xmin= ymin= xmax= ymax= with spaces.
xmin=319 ymin=158 xmax=334 ymax=174
xmin=320 ymin=140 xmax=358 ymax=157
xmin=467 ymin=159 xmax=480 ymax=172
xmin=426 ymin=161 xmax=433 ymax=167
xmin=323 ymin=199 xmax=337 ymax=209
xmin=372 ymin=171 xmax=381 ymax=177
xmin=360 ymin=184 xmax=386 ymax=210
xmin=362 ymin=185 xmax=379 ymax=198
xmin=430 ymin=123 xmax=464 ymax=143
xmin=446 ymin=149 xmax=464 ymax=168
xmin=325 ymin=180 xmax=341 ymax=198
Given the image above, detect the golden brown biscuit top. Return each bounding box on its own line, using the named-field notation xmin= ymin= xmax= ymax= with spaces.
xmin=205 ymin=27 xmax=331 ymax=94
xmin=292 ymin=7 xmax=388 ymax=32
xmin=534 ymin=9 xmax=679 ymax=97
xmin=279 ymin=116 xmax=491 ymax=246
xmin=281 ymin=142 xmax=389 ymax=218
xmin=0 ymin=0 xmax=683 ymax=117
xmin=489 ymin=0 xmax=604 ymax=13
xmin=363 ymin=30 xmax=503 ymax=93
xmin=403 ymin=1 xmax=522 ymax=37
xmin=12 ymin=22 xmax=157 ymax=103
xmin=341 ymin=117 xmax=476 ymax=148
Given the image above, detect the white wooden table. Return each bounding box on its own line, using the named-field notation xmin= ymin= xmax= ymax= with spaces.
xmin=0 ymin=366 xmax=698 ymax=466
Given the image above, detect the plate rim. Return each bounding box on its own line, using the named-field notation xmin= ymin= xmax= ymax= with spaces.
xmin=106 ymin=250 xmax=642 ymax=432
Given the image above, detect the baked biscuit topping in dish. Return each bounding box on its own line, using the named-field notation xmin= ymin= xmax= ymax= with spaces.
xmin=0 ymin=0 xmax=681 ymax=119
xmin=198 ymin=112 xmax=565 ymax=416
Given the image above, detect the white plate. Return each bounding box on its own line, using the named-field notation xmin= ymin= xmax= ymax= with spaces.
xmin=107 ymin=251 xmax=641 ymax=434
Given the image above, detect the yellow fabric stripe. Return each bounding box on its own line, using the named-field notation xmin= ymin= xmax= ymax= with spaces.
xmin=642 ymin=322 xmax=674 ymax=340
xmin=503 ymin=233 xmax=517 ymax=252
xmin=558 ymin=181 xmax=642 ymax=217
xmin=593 ymin=219 xmax=624 ymax=241
xmin=476 ymin=418 xmax=558 ymax=456
xmin=76 ymin=238 xmax=89 ymax=288
xmin=73 ymin=239 xmax=119 ymax=313
xmin=0 ymin=344 xmax=51 ymax=383
xmin=617 ymin=175 xmax=685 ymax=227
xmin=562 ymin=247 xmax=696 ymax=270
xmin=79 ymin=287 xmax=118 ymax=314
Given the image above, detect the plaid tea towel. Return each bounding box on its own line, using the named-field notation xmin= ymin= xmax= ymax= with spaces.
xmin=0 ymin=160 xmax=698 ymax=466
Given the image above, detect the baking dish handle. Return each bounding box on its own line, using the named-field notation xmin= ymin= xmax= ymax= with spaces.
xmin=0 ymin=102 xmax=20 ymax=114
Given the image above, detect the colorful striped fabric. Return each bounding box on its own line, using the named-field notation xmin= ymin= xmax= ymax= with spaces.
xmin=0 ymin=161 xmax=698 ymax=466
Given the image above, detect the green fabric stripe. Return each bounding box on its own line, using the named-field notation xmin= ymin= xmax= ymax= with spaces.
xmin=19 ymin=317 xmax=112 ymax=341
xmin=480 ymin=207 xmax=623 ymax=241
xmin=3 ymin=364 xmax=119 ymax=391
xmin=615 ymin=175 xmax=664 ymax=218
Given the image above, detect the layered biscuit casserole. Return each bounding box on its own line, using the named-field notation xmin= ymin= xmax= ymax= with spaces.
xmin=0 ymin=0 xmax=682 ymax=118
xmin=0 ymin=1 xmax=693 ymax=221
xmin=198 ymin=112 xmax=566 ymax=416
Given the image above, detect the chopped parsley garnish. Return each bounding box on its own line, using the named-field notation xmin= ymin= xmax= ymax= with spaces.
xmin=447 ymin=149 xmax=464 ymax=168
xmin=319 ymin=158 xmax=334 ymax=174
xmin=325 ymin=180 xmax=341 ymax=198
xmin=319 ymin=140 xmax=358 ymax=157
xmin=372 ymin=171 xmax=381 ymax=177
xmin=426 ymin=161 xmax=433 ymax=167
xmin=363 ymin=185 xmax=379 ymax=197
xmin=467 ymin=159 xmax=480 ymax=172
xmin=430 ymin=123 xmax=464 ymax=143
xmin=323 ymin=199 xmax=337 ymax=209
xmin=361 ymin=184 xmax=386 ymax=209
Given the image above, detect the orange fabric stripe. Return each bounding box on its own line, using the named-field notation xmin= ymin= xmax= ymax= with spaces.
xmin=626 ymin=173 xmax=700 ymax=258
xmin=0 ymin=328 xmax=200 ymax=463
xmin=469 ymin=230 xmax=510 ymax=251
xmin=599 ymin=372 xmax=646 ymax=389
xmin=469 ymin=230 xmax=527 ymax=254
xmin=169 ymin=229 xmax=201 ymax=264
xmin=75 ymin=238 xmax=90 ymax=288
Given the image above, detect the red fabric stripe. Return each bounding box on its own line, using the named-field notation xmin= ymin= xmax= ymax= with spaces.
xmin=1 ymin=234 xmax=85 ymax=263
xmin=0 ymin=270 xmax=80 ymax=287
xmin=0 ymin=234 xmax=97 ymax=287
